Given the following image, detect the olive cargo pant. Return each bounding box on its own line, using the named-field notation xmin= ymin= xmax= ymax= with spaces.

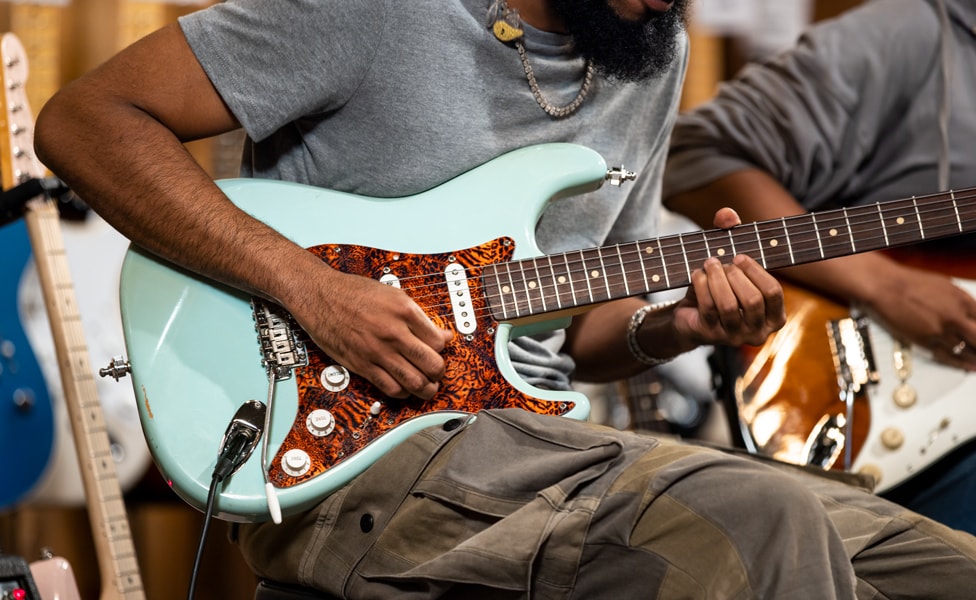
xmin=239 ymin=409 xmax=976 ymax=599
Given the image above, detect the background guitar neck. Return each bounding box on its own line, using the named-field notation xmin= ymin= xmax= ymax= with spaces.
xmin=24 ymin=203 xmax=145 ymax=600
xmin=1 ymin=31 xmax=145 ymax=600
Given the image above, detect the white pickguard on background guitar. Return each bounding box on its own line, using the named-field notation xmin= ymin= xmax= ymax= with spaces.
xmin=116 ymin=142 xmax=976 ymax=522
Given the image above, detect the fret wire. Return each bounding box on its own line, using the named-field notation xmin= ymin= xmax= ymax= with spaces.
xmin=912 ymin=196 xmax=925 ymax=239
xmin=952 ymin=190 xmax=962 ymax=230
xmin=561 ymin=253 xmax=579 ymax=308
xmin=615 ymin=244 xmax=631 ymax=297
xmin=876 ymin=203 xmax=890 ymax=246
xmin=578 ymin=249 xmax=595 ymax=304
xmin=544 ymin=257 xmax=562 ymax=310
xmin=532 ymin=256 xmax=560 ymax=312
xmin=810 ymin=213 xmax=825 ymax=259
xmin=677 ymin=234 xmax=691 ymax=282
xmin=529 ymin=258 xmax=544 ymax=313
xmin=536 ymin=256 xmax=553 ymax=313
xmin=705 ymin=228 xmax=734 ymax=264
xmin=504 ymin=263 xmax=520 ymax=318
xmin=488 ymin=265 xmax=506 ymax=320
xmin=634 ymin=241 xmax=650 ymax=293
xmin=596 ymin=247 xmax=612 ymax=298
xmin=655 ymin=238 xmax=670 ymax=288
xmin=839 ymin=207 xmax=854 ymax=253
xmin=780 ymin=216 xmax=795 ymax=264
xmin=684 ymin=231 xmax=710 ymax=273
xmin=752 ymin=222 xmax=767 ymax=267
xmin=517 ymin=258 xmax=537 ymax=315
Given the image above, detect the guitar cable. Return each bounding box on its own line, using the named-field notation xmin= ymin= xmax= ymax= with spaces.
xmin=187 ymin=400 xmax=266 ymax=600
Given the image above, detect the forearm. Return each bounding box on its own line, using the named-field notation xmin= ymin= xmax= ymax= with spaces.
xmin=565 ymin=299 xmax=692 ymax=383
xmin=33 ymin=25 xmax=329 ymax=310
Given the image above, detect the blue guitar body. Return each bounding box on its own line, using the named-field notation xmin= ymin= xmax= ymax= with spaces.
xmin=120 ymin=143 xmax=606 ymax=522
xmin=0 ymin=218 xmax=55 ymax=508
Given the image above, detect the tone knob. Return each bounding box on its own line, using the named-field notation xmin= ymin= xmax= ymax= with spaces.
xmin=880 ymin=427 xmax=905 ymax=450
xmin=306 ymin=409 xmax=335 ymax=437
xmin=320 ymin=365 xmax=350 ymax=392
xmin=281 ymin=448 xmax=311 ymax=477
xmin=892 ymin=384 xmax=917 ymax=408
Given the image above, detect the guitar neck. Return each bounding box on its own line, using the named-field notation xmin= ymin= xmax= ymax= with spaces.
xmin=487 ymin=187 xmax=976 ymax=321
xmin=24 ymin=201 xmax=145 ymax=600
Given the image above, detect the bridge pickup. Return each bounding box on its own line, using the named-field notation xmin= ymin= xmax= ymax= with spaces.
xmin=445 ymin=262 xmax=476 ymax=335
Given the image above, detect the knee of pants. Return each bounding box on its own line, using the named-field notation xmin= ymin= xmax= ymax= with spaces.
xmin=653 ymin=456 xmax=839 ymax=541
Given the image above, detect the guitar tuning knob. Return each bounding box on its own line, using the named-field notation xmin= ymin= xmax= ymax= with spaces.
xmin=605 ymin=166 xmax=637 ymax=187
xmin=99 ymin=355 xmax=131 ymax=381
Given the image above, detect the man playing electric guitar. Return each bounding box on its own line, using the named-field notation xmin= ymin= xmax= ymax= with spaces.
xmin=665 ymin=0 xmax=976 ymax=532
xmin=33 ymin=0 xmax=976 ymax=598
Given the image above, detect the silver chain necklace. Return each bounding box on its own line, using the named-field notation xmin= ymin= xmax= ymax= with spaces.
xmin=489 ymin=0 xmax=595 ymax=119
xmin=516 ymin=41 xmax=594 ymax=118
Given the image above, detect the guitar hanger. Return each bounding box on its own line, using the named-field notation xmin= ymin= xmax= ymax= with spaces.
xmin=0 ymin=176 xmax=69 ymax=226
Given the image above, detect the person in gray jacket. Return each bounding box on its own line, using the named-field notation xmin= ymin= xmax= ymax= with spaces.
xmin=665 ymin=0 xmax=976 ymax=533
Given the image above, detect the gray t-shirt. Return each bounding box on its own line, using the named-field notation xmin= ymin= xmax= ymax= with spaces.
xmin=180 ymin=0 xmax=689 ymax=389
xmin=665 ymin=0 xmax=976 ymax=212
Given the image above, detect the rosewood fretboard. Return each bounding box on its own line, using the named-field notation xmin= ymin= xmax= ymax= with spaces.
xmin=484 ymin=187 xmax=976 ymax=321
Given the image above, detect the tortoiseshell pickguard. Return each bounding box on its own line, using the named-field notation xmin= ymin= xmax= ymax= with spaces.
xmin=266 ymin=238 xmax=575 ymax=488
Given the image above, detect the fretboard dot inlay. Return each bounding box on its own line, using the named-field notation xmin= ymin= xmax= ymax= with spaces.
xmin=590 ymin=270 xmax=600 ymax=278
xmin=502 ymin=285 xmax=511 ymax=293
xmin=717 ymin=248 xmax=726 ymax=256
xmin=829 ymin=228 xmax=839 ymax=236
xmin=528 ymin=281 xmax=537 ymax=289
xmin=557 ymin=276 xmax=566 ymax=284
xmin=769 ymin=239 xmax=779 ymax=247
xmin=896 ymin=217 xmax=905 ymax=225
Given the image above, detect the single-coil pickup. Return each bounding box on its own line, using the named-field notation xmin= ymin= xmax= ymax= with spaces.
xmin=445 ymin=262 xmax=476 ymax=335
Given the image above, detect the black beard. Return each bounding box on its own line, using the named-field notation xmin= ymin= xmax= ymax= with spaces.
xmin=549 ymin=0 xmax=690 ymax=83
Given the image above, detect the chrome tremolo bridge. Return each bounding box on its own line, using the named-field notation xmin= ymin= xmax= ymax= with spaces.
xmin=252 ymin=298 xmax=309 ymax=380
xmin=804 ymin=316 xmax=880 ymax=470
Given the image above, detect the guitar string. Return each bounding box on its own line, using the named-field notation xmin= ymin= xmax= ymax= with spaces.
xmin=363 ymin=195 xmax=976 ymax=320
xmin=361 ymin=191 xmax=976 ymax=318
xmin=374 ymin=187 xmax=976 ymax=297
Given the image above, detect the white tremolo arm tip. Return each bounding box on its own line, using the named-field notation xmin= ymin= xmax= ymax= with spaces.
xmin=266 ymin=482 xmax=282 ymax=524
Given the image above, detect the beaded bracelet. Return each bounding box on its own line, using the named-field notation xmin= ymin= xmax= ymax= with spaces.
xmin=626 ymin=300 xmax=680 ymax=367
